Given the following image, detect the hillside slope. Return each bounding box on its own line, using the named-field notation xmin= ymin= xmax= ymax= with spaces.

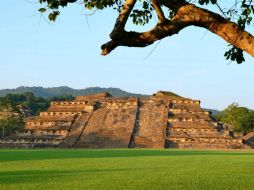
xmin=0 ymin=86 xmax=147 ymax=98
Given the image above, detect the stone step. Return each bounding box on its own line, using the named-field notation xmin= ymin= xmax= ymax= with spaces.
xmin=165 ymin=141 xmax=244 ymax=149
xmin=168 ymin=132 xmax=232 ymax=139
xmin=48 ymin=105 xmax=89 ymax=112
xmin=51 ymin=101 xmax=87 ymax=106
xmin=168 ymin=109 xmax=210 ymax=115
xmin=26 ymin=121 xmax=72 ymax=130
xmin=59 ymin=113 xmax=92 ymax=148
xmin=167 ymin=122 xmax=218 ymax=129
xmin=39 ymin=112 xmax=81 ymax=116
xmin=27 ymin=115 xmax=76 ymax=122
xmin=167 ymin=137 xmax=242 ymax=143
xmin=169 ymin=128 xmax=218 ymax=132
xmin=168 ymin=118 xmax=211 ymax=122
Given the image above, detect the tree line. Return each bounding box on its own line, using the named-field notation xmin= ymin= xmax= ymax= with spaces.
xmin=214 ymin=104 xmax=254 ymax=133
xmin=0 ymin=92 xmax=74 ymax=138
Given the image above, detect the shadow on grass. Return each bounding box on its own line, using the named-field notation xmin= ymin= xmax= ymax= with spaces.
xmin=0 ymin=168 xmax=140 ymax=184
xmin=0 ymin=149 xmax=254 ymax=162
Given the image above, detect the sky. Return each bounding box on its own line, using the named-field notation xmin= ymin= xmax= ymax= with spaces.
xmin=1 ymin=1 xmax=254 ymax=110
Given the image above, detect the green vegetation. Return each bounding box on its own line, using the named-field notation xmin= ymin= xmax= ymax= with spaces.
xmin=0 ymin=117 xmax=24 ymax=138
xmin=0 ymin=92 xmax=50 ymax=116
xmin=0 ymin=149 xmax=254 ymax=190
xmin=37 ymin=0 xmax=254 ymax=63
xmin=157 ymin=91 xmax=181 ymax=97
xmin=0 ymin=86 xmax=146 ymax=98
xmin=0 ymin=105 xmax=24 ymax=138
xmin=0 ymin=92 xmax=75 ymax=116
xmin=0 ymin=92 xmax=75 ymax=137
xmin=215 ymin=103 xmax=254 ymax=133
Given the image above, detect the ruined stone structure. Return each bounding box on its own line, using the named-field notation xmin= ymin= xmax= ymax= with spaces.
xmin=0 ymin=91 xmax=252 ymax=149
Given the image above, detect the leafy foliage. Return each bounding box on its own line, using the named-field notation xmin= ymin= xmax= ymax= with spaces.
xmin=0 ymin=92 xmax=50 ymax=116
xmin=215 ymin=103 xmax=254 ymax=132
xmin=157 ymin=91 xmax=181 ymax=97
xmin=36 ymin=0 xmax=254 ymax=64
xmin=130 ymin=1 xmax=153 ymax=26
xmin=198 ymin=0 xmax=217 ymax=5
xmin=0 ymin=105 xmax=24 ymax=138
xmin=224 ymin=45 xmax=245 ymax=64
xmin=0 ymin=92 xmax=76 ymax=137
xmin=83 ymin=0 xmax=116 ymax=10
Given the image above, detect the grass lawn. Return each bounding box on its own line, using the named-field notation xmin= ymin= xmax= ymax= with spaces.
xmin=0 ymin=149 xmax=254 ymax=190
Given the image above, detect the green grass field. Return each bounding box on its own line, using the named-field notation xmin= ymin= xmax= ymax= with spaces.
xmin=0 ymin=149 xmax=254 ymax=190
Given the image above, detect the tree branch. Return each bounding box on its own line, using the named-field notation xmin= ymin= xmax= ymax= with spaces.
xmin=101 ymin=1 xmax=254 ymax=57
xmin=151 ymin=0 xmax=167 ymax=24
xmin=158 ymin=0 xmax=188 ymax=11
xmin=59 ymin=0 xmax=77 ymax=3
xmin=110 ymin=0 xmax=137 ymax=40
xmin=101 ymin=19 xmax=190 ymax=55
xmin=176 ymin=4 xmax=254 ymax=57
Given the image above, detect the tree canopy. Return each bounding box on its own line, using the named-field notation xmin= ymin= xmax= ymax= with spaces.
xmin=37 ymin=0 xmax=254 ymax=63
xmin=0 ymin=92 xmax=49 ymax=116
xmin=0 ymin=92 xmax=76 ymax=138
xmin=0 ymin=105 xmax=24 ymax=139
xmin=215 ymin=103 xmax=254 ymax=133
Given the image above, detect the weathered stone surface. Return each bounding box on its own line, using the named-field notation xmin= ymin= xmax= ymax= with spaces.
xmin=134 ymin=99 xmax=167 ymax=148
xmin=0 ymin=91 xmax=252 ymax=149
xmin=76 ymin=99 xmax=138 ymax=148
xmin=59 ymin=112 xmax=92 ymax=148
xmin=242 ymin=132 xmax=254 ymax=148
xmin=76 ymin=92 xmax=112 ymax=101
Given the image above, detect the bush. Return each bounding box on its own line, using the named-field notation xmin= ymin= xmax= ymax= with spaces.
xmin=215 ymin=103 xmax=254 ymax=132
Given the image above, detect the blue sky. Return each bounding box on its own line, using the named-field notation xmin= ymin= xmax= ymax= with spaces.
xmin=1 ymin=1 xmax=254 ymax=110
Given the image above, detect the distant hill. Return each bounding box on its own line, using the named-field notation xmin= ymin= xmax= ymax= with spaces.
xmin=0 ymin=87 xmax=221 ymax=112
xmin=203 ymin=108 xmax=221 ymax=116
xmin=0 ymin=86 xmax=147 ymax=98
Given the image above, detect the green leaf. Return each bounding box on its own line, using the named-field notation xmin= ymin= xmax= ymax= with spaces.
xmin=38 ymin=8 xmax=46 ymax=13
xmin=48 ymin=11 xmax=59 ymax=22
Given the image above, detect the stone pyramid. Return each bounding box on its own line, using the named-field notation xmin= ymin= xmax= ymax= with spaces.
xmin=1 ymin=91 xmax=251 ymax=149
